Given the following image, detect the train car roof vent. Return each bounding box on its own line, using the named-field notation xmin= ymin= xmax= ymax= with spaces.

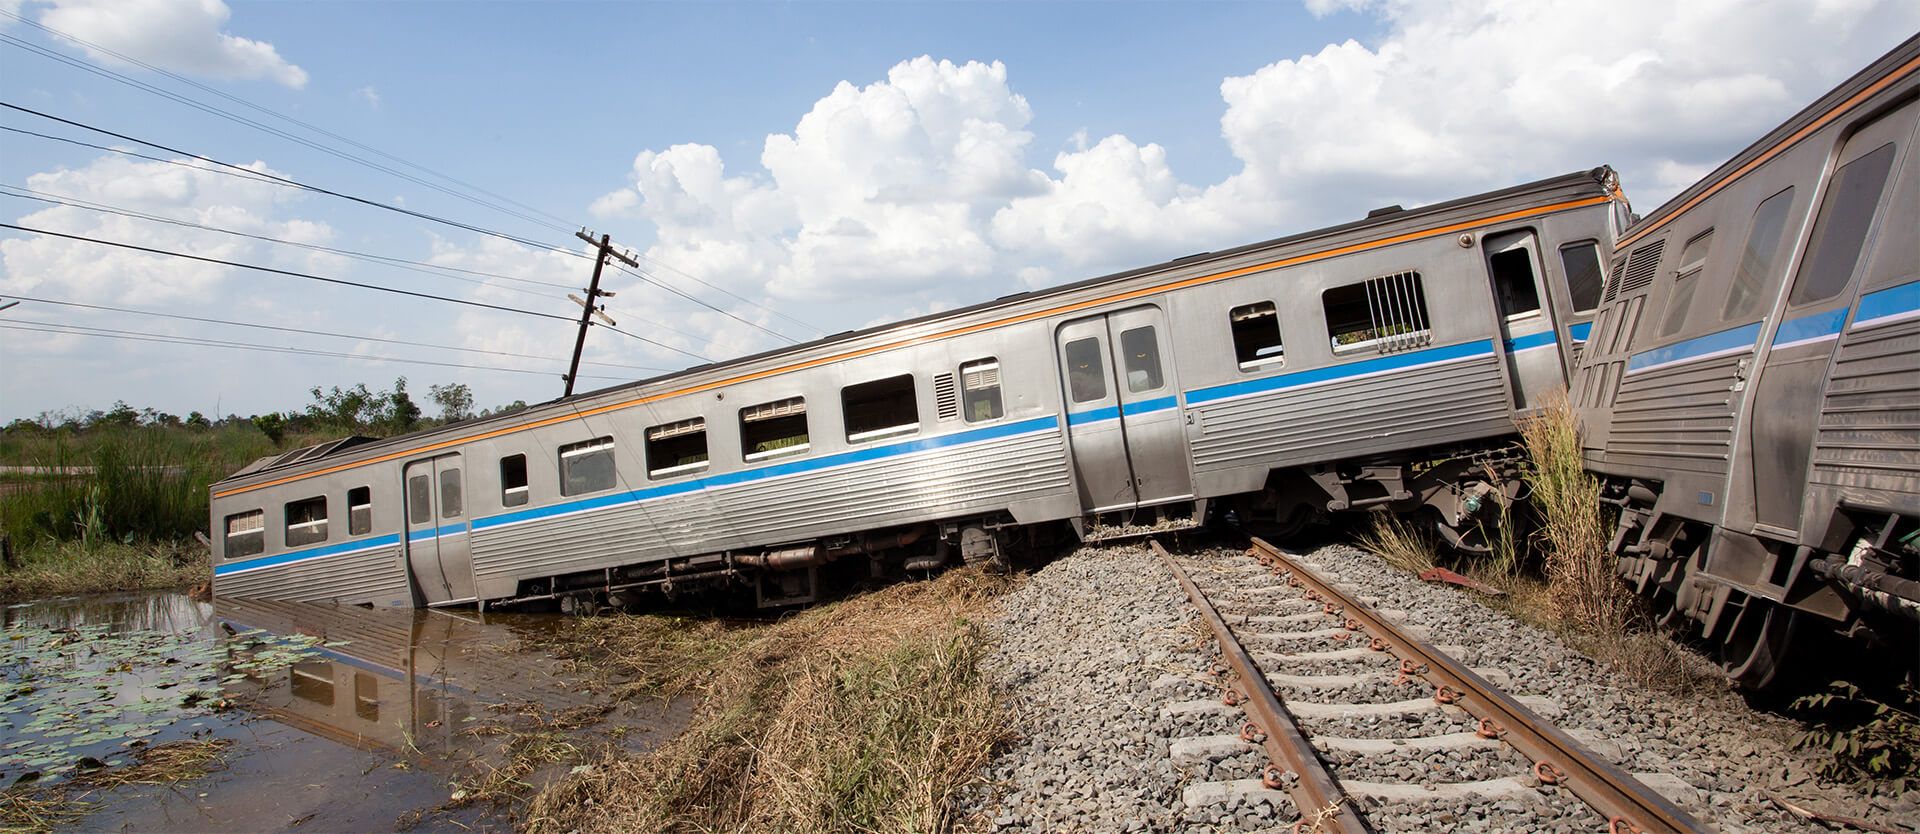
xmin=1367 ymin=204 xmax=1404 ymax=218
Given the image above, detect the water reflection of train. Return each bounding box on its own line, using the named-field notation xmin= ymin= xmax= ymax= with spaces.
xmin=214 ymin=598 xmax=596 ymax=755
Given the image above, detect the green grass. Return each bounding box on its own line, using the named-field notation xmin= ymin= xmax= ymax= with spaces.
xmin=0 ymin=540 xmax=209 ymax=604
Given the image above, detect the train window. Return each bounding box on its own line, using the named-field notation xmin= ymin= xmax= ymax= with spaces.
xmin=1559 ymin=242 xmax=1605 ymax=313
xmin=290 ymin=661 xmax=335 ymax=707
xmin=438 ymin=468 xmax=463 ymax=518
xmin=1324 ymin=271 xmax=1431 ymax=354
xmin=960 ymin=359 xmax=1004 ymax=422
xmin=224 ymin=509 xmax=264 ymax=558
xmin=741 ymin=398 xmax=809 ymax=461
xmin=843 ymin=375 xmax=919 ymax=443
xmin=1722 ymin=187 xmax=1795 ymax=321
xmin=407 ymin=475 xmax=430 ymax=524
xmin=1230 ymin=302 xmax=1285 ymax=369
xmin=1788 ymin=143 xmax=1895 ymax=307
xmin=1065 ymin=338 xmax=1107 ymax=403
xmin=284 ymin=496 xmax=327 ymax=547
xmin=1488 ymin=242 xmax=1541 ymax=318
xmin=348 ymin=486 xmax=371 ymax=536
xmin=354 ymin=673 xmax=380 ymax=722
xmin=500 ymin=454 xmax=529 ymax=507
xmin=559 ymin=437 xmax=616 ymax=496
xmin=1120 ymin=326 xmax=1164 ymax=392
xmin=647 ymin=418 xmax=709 ymax=477
xmin=1659 ymin=231 xmax=1713 ymax=337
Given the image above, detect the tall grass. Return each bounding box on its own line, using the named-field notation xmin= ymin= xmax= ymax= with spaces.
xmin=0 ymin=424 xmax=273 ymax=546
xmin=522 ymin=568 xmax=1019 ymax=834
xmin=1517 ymin=391 xmax=1629 ymax=635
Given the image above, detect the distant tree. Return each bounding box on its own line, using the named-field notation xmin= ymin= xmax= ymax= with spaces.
xmin=3 ymin=417 xmax=44 ymax=435
xmin=186 ymin=411 xmax=211 ymax=429
xmin=481 ymin=400 xmax=529 ymax=418
xmin=384 ymin=377 xmax=420 ymax=434
xmin=429 ymin=383 xmax=474 ymax=423
xmin=307 ymin=383 xmax=378 ymax=430
xmin=251 ymin=413 xmax=287 ymax=445
xmin=96 ymin=401 xmax=140 ymax=429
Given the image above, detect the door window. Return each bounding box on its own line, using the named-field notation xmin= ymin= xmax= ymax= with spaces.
xmin=1119 ymin=326 xmax=1164 ymax=392
xmin=1065 ymin=338 xmax=1107 ymax=403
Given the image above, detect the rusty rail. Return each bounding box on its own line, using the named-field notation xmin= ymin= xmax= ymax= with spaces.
xmin=1248 ymin=537 xmax=1707 ymax=834
xmin=1151 ymin=541 xmax=1369 ymax=834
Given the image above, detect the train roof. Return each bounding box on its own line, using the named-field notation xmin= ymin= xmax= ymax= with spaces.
xmin=216 ymin=165 xmax=1618 ymax=490
xmin=1618 ymin=33 xmax=1920 ymax=251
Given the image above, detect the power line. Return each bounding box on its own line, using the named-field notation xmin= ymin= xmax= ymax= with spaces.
xmin=0 ymin=320 xmax=630 ymax=381
xmin=598 ymin=323 xmax=713 ymax=363
xmin=0 ymin=124 xmax=287 ymax=188
xmin=0 ymin=293 xmax=670 ymax=373
xmin=0 ymin=101 xmax=591 ymax=259
xmin=0 ymin=16 xmax=580 ymax=236
xmin=0 ymin=222 xmax=580 ymax=321
xmin=610 ymin=262 xmax=797 ymax=344
xmin=629 ymin=251 xmax=827 ymax=339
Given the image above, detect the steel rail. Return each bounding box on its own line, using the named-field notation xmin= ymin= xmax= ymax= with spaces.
xmin=1248 ymin=537 xmax=1708 ymax=834
xmin=1150 ymin=540 xmax=1370 ymax=834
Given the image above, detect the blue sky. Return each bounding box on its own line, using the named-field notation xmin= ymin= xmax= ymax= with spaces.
xmin=2 ymin=0 xmax=1916 ymax=423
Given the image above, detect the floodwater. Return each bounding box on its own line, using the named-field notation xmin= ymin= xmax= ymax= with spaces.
xmin=2 ymin=592 xmax=687 ymax=831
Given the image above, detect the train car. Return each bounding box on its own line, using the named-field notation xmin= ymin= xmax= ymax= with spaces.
xmin=1573 ymin=35 xmax=1920 ymax=688
xmin=209 ymin=167 xmax=1624 ymax=611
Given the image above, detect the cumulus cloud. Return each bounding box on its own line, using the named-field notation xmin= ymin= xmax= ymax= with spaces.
xmin=0 ymin=154 xmax=333 ymax=304
xmin=35 ymin=0 xmax=309 ymax=88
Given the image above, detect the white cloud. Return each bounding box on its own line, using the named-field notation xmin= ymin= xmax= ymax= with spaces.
xmin=36 ymin=0 xmax=309 ymax=88
xmin=354 ymin=86 xmax=380 ymax=108
xmin=0 ymin=154 xmax=333 ymax=305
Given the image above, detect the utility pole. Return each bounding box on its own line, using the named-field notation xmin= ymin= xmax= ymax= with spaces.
xmin=565 ymin=230 xmax=638 ymax=397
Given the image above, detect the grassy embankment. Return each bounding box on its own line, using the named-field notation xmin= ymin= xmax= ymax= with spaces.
xmin=453 ymin=568 xmax=1023 ymax=834
xmin=0 ymin=424 xmax=281 ymax=602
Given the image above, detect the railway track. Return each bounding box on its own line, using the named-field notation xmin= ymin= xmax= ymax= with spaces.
xmin=1152 ymin=538 xmax=1708 ymax=833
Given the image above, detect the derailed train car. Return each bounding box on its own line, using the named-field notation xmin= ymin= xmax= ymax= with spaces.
xmin=1573 ymin=35 xmax=1920 ymax=687
xmin=210 ymin=168 xmax=1624 ymax=610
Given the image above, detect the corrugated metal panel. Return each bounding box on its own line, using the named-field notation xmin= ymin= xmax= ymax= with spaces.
xmin=1812 ymin=316 xmax=1920 ymax=495
xmin=215 ymin=546 xmax=408 ymax=604
xmin=1190 ymin=356 xmax=1510 ymax=469
xmin=1605 ymin=355 xmax=1743 ymax=475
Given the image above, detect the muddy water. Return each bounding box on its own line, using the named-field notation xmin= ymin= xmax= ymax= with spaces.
xmin=2 ymin=592 xmax=686 ymax=832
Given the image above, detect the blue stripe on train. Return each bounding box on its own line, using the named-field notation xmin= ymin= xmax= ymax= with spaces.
xmin=1853 ymin=279 xmax=1920 ymax=328
xmin=215 ymin=534 xmax=401 ymax=577
xmin=1771 ymin=309 xmax=1847 ymax=348
xmin=1569 ymin=322 xmax=1593 ymax=342
xmin=1627 ymin=322 xmax=1763 ymax=373
xmin=1183 ymin=339 xmax=1496 ymax=406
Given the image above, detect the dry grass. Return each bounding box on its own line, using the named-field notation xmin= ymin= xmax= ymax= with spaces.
xmin=521 ymin=567 xmax=1021 ymax=834
xmin=1356 ymin=511 xmax=1440 ymax=575
xmin=0 ymin=739 xmax=231 ymax=834
xmin=1517 ymin=390 xmax=1630 ymax=635
xmin=0 ymin=540 xmax=208 ymax=603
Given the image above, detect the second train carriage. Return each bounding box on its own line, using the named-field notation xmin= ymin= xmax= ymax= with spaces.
xmin=1573 ymin=35 xmax=1920 ymax=687
xmin=209 ymin=167 xmax=1625 ymax=610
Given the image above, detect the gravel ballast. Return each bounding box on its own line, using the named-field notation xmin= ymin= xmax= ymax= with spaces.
xmin=955 ymin=538 xmax=1920 ymax=832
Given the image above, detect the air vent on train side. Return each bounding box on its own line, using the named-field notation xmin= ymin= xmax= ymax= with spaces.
xmin=933 ymin=373 xmax=959 ymax=421
xmin=1603 ymin=239 xmax=1666 ymax=302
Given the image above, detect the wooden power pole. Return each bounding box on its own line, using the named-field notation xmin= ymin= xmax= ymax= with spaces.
xmin=565 ymin=230 xmax=639 ymax=397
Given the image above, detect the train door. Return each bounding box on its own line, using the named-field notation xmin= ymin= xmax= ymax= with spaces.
xmin=1482 ymin=230 xmax=1564 ymax=410
xmin=1743 ymin=97 xmax=1913 ymax=534
xmin=1055 ymin=305 xmax=1194 ymax=514
xmin=402 ymin=453 xmax=478 ymax=606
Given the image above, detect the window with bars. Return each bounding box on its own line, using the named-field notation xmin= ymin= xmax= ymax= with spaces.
xmin=1323 ymin=271 xmax=1431 ymax=354
xmin=647 ymin=418 xmax=709 ymax=477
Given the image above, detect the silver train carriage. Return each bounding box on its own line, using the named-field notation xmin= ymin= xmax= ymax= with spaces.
xmin=208 ymin=167 xmax=1626 ymax=610
xmin=1572 ymin=35 xmax=1920 ymax=688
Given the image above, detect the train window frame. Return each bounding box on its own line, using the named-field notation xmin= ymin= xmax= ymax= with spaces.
xmin=843 ymin=374 xmax=920 ymax=443
xmin=1659 ymin=230 xmax=1713 ymax=338
xmin=348 ymin=486 xmax=372 ymax=536
xmin=1558 ymin=241 xmax=1605 ymax=314
xmin=1787 ymin=142 xmax=1895 ymax=308
xmin=1323 ymin=270 xmax=1432 ymax=354
xmin=224 ymin=508 xmax=264 ymax=558
xmin=1722 ymin=186 xmax=1796 ymax=322
xmin=284 ymin=495 xmax=328 ymax=547
xmin=1064 ymin=337 xmax=1107 ymax=403
xmin=407 ymin=474 xmax=431 ymax=524
xmin=1487 ymin=238 xmax=1543 ymax=321
xmin=559 ymin=437 xmax=617 ymax=496
xmin=741 ymin=398 xmax=810 ymax=462
xmin=647 ymin=418 xmax=710 ymax=478
xmin=960 ymin=358 xmax=1005 ymax=423
xmin=1230 ymin=301 xmax=1285 ymax=371
xmin=500 ymin=454 xmax=529 ymax=507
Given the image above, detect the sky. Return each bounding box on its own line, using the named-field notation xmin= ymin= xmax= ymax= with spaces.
xmin=1 ymin=0 xmax=1915 ymax=424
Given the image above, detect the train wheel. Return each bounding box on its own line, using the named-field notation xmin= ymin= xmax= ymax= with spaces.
xmin=1718 ymin=598 xmax=1798 ymax=690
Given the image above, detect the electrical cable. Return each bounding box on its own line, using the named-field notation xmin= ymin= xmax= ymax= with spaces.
xmin=0 ymin=222 xmax=579 ymax=321
xmin=0 ymin=293 xmax=670 ymax=373
xmin=610 ymin=262 xmax=796 ymax=344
